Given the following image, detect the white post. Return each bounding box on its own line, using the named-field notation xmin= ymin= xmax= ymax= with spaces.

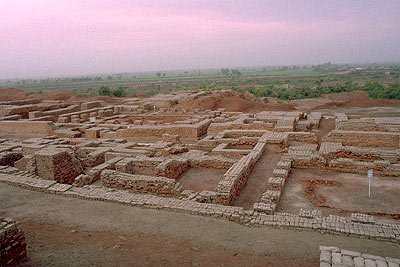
xmin=367 ymin=169 xmax=373 ymax=198
xmin=368 ymin=177 xmax=371 ymax=198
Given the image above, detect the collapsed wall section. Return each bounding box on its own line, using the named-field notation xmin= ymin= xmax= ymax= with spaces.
xmin=35 ymin=148 xmax=83 ymax=184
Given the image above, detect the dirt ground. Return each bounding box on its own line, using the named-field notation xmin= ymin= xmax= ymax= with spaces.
xmin=1 ymin=88 xmax=398 ymax=114
xmin=179 ymin=167 xmax=226 ymax=192
xmin=315 ymin=117 xmax=335 ymax=144
xmin=278 ymin=169 xmax=400 ymax=222
xmin=293 ymin=91 xmax=400 ymax=112
xmin=176 ymin=91 xmax=296 ymax=112
xmin=234 ymin=145 xmax=283 ymax=209
xmin=1 ymin=184 xmax=399 ymax=267
xmin=0 ymin=88 xmax=122 ymax=104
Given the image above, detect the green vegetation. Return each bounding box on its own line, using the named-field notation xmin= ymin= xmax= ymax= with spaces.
xmin=112 ymin=87 xmax=127 ymax=97
xmin=1 ymin=63 xmax=399 ymax=100
xmin=364 ymin=82 xmax=400 ymax=99
xmin=98 ymin=85 xmax=127 ymax=97
xmin=98 ymin=85 xmax=112 ymax=96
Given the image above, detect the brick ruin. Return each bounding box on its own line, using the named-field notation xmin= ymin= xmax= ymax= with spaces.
xmin=0 ymin=91 xmax=400 ymax=244
xmin=0 ymin=218 xmax=27 ymax=266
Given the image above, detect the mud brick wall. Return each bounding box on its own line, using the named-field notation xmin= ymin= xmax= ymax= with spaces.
xmin=0 ymin=121 xmax=56 ymax=138
xmin=80 ymin=147 xmax=111 ymax=168
xmin=156 ymin=159 xmax=189 ymax=179
xmin=35 ymin=148 xmax=83 ymax=184
xmin=0 ymin=104 xmax=37 ymax=118
xmin=211 ymin=143 xmax=252 ymax=159
xmin=115 ymin=157 xmax=162 ymax=176
xmin=287 ymin=132 xmax=318 ymax=144
xmin=116 ymin=120 xmax=212 ymax=140
xmin=101 ymin=170 xmax=182 ymax=196
xmin=207 ymin=122 xmax=274 ymax=135
xmin=38 ymin=104 xmax=80 ymax=121
xmin=327 ymin=158 xmax=400 ymax=178
xmin=215 ymin=142 xmax=265 ymax=205
xmin=81 ymin=101 xmax=102 ymax=110
xmin=0 ymin=218 xmax=27 ymax=266
xmin=323 ymin=130 xmax=400 ymax=148
xmin=0 ymin=115 xmax=22 ymax=121
xmin=336 ymin=120 xmax=389 ymax=132
xmin=74 ymin=157 xmax=122 ymax=187
xmin=188 ymin=155 xmax=235 ymax=170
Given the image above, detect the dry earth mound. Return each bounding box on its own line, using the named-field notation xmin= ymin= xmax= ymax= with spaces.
xmin=176 ymin=91 xmax=296 ymax=112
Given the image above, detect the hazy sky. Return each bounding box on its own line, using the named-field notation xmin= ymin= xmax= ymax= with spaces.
xmin=1 ymin=0 xmax=399 ymax=79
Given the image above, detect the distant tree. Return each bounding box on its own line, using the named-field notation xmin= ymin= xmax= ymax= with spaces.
xmin=98 ymin=86 xmax=111 ymax=96
xmin=220 ymin=68 xmax=230 ymax=76
xmin=156 ymin=72 xmax=162 ymax=77
xmin=112 ymin=87 xmax=126 ymax=97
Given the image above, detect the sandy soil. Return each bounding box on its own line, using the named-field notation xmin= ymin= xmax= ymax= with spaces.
xmin=278 ymin=169 xmax=400 ymax=222
xmin=179 ymin=167 xmax=226 ymax=192
xmin=234 ymin=145 xmax=283 ymax=209
xmin=1 ymin=183 xmax=399 ymax=266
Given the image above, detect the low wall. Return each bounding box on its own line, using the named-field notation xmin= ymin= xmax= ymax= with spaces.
xmin=0 ymin=121 xmax=56 ymax=137
xmin=116 ymin=120 xmax=212 ymax=140
xmin=323 ymin=130 xmax=400 ymax=148
xmin=215 ymin=142 xmax=266 ymax=205
xmin=101 ymin=170 xmax=182 ymax=196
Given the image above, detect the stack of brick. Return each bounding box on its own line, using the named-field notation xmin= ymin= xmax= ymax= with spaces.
xmin=0 ymin=218 xmax=27 ymax=266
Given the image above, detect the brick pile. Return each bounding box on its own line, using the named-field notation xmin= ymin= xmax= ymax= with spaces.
xmin=0 ymin=218 xmax=27 ymax=266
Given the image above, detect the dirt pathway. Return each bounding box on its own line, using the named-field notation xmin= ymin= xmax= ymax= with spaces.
xmin=233 ymin=145 xmax=283 ymax=209
xmin=1 ymin=184 xmax=399 ymax=266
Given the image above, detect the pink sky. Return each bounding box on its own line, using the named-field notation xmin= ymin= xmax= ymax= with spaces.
xmin=1 ymin=0 xmax=399 ymax=78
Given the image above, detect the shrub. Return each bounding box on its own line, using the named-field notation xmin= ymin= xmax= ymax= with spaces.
xmin=98 ymin=86 xmax=111 ymax=96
